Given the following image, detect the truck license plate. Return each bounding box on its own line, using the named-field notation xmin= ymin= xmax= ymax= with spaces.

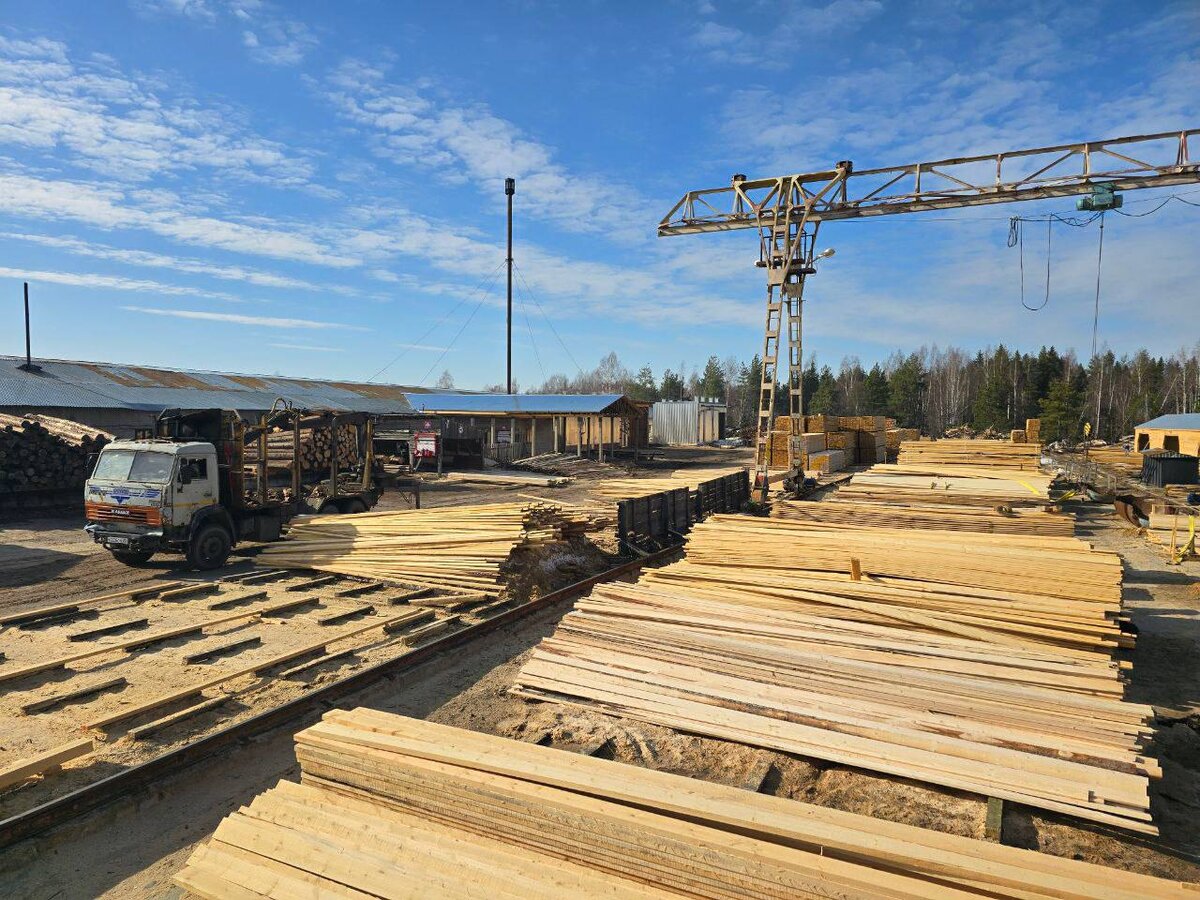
xmin=107 ymin=536 xmax=130 ymax=547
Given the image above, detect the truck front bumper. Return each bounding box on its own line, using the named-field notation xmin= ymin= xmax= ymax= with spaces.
xmin=84 ymin=524 xmax=166 ymax=553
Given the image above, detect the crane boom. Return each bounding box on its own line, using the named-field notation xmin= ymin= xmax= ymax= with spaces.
xmin=660 ymin=130 xmax=1198 ymax=235
xmin=657 ymin=129 xmax=1200 ymax=500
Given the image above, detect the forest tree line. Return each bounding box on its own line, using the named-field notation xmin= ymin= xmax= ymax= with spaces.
xmin=516 ymin=344 xmax=1200 ymax=443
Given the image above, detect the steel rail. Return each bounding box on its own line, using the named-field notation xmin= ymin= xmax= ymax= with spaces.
xmin=0 ymin=545 xmax=682 ymax=851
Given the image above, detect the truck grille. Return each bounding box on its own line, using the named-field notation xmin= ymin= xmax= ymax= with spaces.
xmin=85 ymin=503 xmax=162 ymax=526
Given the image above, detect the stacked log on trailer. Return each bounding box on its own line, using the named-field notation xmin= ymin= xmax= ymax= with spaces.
xmin=0 ymin=413 xmax=112 ymax=494
xmin=177 ymin=710 xmax=1192 ymax=898
xmin=243 ymin=424 xmax=358 ymax=474
xmin=256 ymin=502 xmax=570 ymax=595
xmin=513 ymin=502 xmax=1162 ymax=834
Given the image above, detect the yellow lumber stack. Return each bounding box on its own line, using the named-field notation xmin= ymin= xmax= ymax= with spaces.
xmin=255 ymin=503 xmax=564 ymax=594
xmin=886 ymin=427 xmax=920 ymax=450
xmin=513 ymin=508 xmax=1159 ymax=833
xmin=898 ymin=438 xmax=1043 ymax=470
xmin=1086 ymin=447 xmax=1144 ymax=473
xmin=773 ymin=497 xmax=1075 ymax=536
xmin=834 ymin=463 xmax=1053 ymax=505
xmin=587 ymin=467 xmax=743 ymax=500
xmin=177 ymin=711 xmax=1191 ymax=898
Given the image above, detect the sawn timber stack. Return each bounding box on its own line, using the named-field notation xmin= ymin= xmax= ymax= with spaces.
xmin=513 ymin=512 xmax=1159 ymax=833
xmin=176 ymin=710 xmax=1193 ymax=898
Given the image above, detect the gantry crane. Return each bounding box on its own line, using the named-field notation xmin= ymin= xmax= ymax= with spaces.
xmin=659 ymin=129 xmax=1199 ymax=500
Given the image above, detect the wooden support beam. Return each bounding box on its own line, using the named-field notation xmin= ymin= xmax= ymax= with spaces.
xmin=0 ymin=582 xmax=183 ymax=628
xmin=207 ymin=589 xmax=268 ymax=610
xmin=0 ymin=739 xmax=93 ymax=792
xmin=985 ymin=796 xmax=1005 ymax=843
xmin=284 ymin=574 xmax=340 ymax=592
xmin=316 ymin=605 xmax=375 ymax=626
xmin=128 ymin=697 xmax=229 ymax=742
xmin=19 ymin=677 xmax=127 ymax=714
xmin=184 ymin=637 xmax=262 ymax=665
xmin=157 ymin=582 xmax=219 ymax=603
xmin=67 ymin=618 xmax=149 ymax=642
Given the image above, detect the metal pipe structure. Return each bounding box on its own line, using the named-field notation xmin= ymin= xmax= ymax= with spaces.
xmin=505 ymin=177 xmax=516 ymax=394
xmin=659 ymin=129 xmax=1200 ymax=500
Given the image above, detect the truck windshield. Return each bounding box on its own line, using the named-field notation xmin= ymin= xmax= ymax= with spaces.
xmin=92 ymin=449 xmax=176 ymax=483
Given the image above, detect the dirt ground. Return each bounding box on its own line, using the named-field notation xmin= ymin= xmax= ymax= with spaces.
xmin=3 ymin=451 xmax=1197 ymax=896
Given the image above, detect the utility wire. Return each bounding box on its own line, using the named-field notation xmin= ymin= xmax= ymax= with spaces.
xmin=512 ymin=262 xmax=586 ymax=376
xmin=517 ymin=290 xmax=547 ymax=384
xmin=365 ymin=261 xmax=504 ymax=382
xmin=418 ymin=275 xmax=501 ymax=386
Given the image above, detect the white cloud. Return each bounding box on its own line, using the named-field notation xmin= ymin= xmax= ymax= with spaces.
xmin=130 ymin=0 xmax=216 ymax=22
xmin=689 ymin=1 xmax=883 ymax=67
xmin=269 ymin=342 xmax=343 ymax=352
xmin=241 ymin=18 xmax=317 ymax=66
xmin=122 ymin=306 xmax=366 ymax=330
xmin=0 ymin=265 xmax=243 ymax=302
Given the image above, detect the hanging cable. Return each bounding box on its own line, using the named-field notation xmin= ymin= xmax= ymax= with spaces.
xmin=1091 ymin=212 xmax=1106 ymax=360
xmin=417 ymin=280 xmax=499 ymax=386
xmin=365 ymin=261 xmax=504 ymax=382
xmin=517 ymin=290 xmax=547 ymax=384
xmin=512 ymin=262 xmax=586 ymax=376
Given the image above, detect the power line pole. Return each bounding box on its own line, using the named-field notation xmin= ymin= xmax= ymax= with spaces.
xmin=505 ymin=177 xmax=515 ymax=394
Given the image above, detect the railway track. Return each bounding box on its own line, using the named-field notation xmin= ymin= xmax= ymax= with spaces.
xmin=0 ymin=546 xmax=680 ymax=851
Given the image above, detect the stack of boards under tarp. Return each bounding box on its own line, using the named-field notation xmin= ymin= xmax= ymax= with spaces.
xmin=513 ymin=511 xmax=1160 ymax=834
xmin=898 ymin=438 xmax=1044 ymax=471
xmin=176 ymin=710 xmax=1191 ymax=899
xmin=773 ymin=497 xmax=1076 ymax=536
xmin=255 ymin=503 xmax=568 ymax=595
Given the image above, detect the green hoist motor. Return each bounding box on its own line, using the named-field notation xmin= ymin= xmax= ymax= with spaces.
xmin=1076 ymin=183 xmax=1123 ymax=211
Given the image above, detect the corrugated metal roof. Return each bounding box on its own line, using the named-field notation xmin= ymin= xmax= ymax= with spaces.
xmin=1138 ymin=413 xmax=1200 ymax=431
xmin=403 ymin=392 xmax=631 ymax=415
xmin=0 ymin=355 xmax=416 ymax=415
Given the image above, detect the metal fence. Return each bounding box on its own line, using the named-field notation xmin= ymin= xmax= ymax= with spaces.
xmin=616 ymin=469 xmax=750 ymax=554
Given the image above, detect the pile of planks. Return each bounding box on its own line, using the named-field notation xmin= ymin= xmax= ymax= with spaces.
xmin=1144 ymin=510 xmax=1198 ymax=561
xmin=773 ymin=497 xmax=1076 ymax=536
xmin=511 ymin=451 xmax=627 ymax=479
xmin=1084 ymin=446 xmax=1144 ymax=473
xmin=834 ymin=463 xmax=1053 ymax=505
xmin=244 ymin=424 xmax=358 ymax=474
xmin=255 ymin=503 xmax=566 ymax=594
xmin=177 ymin=710 xmax=1191 ymax=899
xmin=442 ymin=471 xmax=569 ymax=488
xmin=587 ymin=467 xmax=744 ymax=500
xmin=898 ymin=438 xmax=1044 ymax=470
xmin=0 ymin=413 xmax=112 ymax=494
xmin=1026 ymin=417 xmax=1042 ymax=444
xmin=768 ymin=414 xmax=891 ymax=472
xmin=513 ymin=512 xmax=1160 ymax=833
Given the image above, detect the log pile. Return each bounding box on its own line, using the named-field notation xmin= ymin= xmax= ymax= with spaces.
xmin=587 ymin=467 xmax=745 ymax=500
xmin=513 ymin=510 xmax=1160 ymax=833
xmin=255 ymin=503 xmax=567 ymax=594
xmin=773 ymin=497 xmax=1076 ymax=536
xmin=511 ymin=451 xmax=628 ymax=479
xmin=0 ymin=413 xmax=112 ymax=494
xmin=898 ymin=438 xmax=1043 ymax=470
xmin=176 ymin=710 xmax=1191 ymax=898
xmin=244 ymin=424 xmax=358 ymax=473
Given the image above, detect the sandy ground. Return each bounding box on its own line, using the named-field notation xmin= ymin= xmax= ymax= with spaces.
xmin=4 ymin=451 xmax=1197 ymax=896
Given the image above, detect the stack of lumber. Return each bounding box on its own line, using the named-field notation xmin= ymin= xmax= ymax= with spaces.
xmin=518 ymin=494 xmax=616 ymax=535
xmin=442 ymin=471 xmax=569 ymax=487
xmin=256 ymin=503 xmax=566 ymax=594
xmin=587 ymin=467 xmax=744 ymax=500
xmin=769 ymin=414 xmax=891 ymax=471
xmin=1085 ymin=447 xmax=1143 ymax=473
xmin=1011 ymin=428 xmax=1027 ymax=442
xmin=0 ymin=413 xmax=111 ymax=494
xmin=835 ymin=464 xmax=1053 ymax=505
xmin=511 ymin=451 xmax=626 ymax=479
xmin=1145 ymin=510 xmax=1198 ymax=560
xmin=1026 ymin=417 xmax=1042 ymax=444
xmin=898 ymin=439 xmax=1043 ymax=470
xmin=773 ymin=498 xmax=1076 ymax=536
xmin=244 ymin=424 xmax=357 ymax=473
xmin=886 ymin=426 xmax=920 ymax=450
xmin=513 ymin=513 xmax=1159 ymax=833
xmin=177 ymin=711 xmax=1191 ymax=899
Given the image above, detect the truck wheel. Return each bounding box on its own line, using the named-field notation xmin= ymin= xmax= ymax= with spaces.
xmin=111 ymin=549 xmax=154 ymax=566
xmin=187 ymin=524 xmax=232 ymax=570
xmin=317 ymin=501 xmax=339 ymax=514
xmin=342 ymin=498 xmax=368 ymax=514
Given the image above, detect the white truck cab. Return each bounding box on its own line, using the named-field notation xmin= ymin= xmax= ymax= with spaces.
xmin=84 ymin=439 xmax=223 ymax=567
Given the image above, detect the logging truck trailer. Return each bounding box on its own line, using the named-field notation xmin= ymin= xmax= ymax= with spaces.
xmin=83 ymin=404 xmax=383 ymax=569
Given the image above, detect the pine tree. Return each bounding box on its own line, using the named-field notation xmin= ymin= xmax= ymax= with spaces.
xmin=809 ymin=366 xmax=837 ymax=414
xmin=1039 ymin=376 xmax=1084 ymax=442
xmin=659 ymin=368 xmax=685 ymax=400
xmin=862 ymin=364 xmax=890 ymax=414
xmin=972 ymin=369 xmax=1009 ymax=431
xmin=628 ymin=366 xmax=659 ymax=402
xmin=888 ymin=353 xmax=926 ymax=429
xmin=698 ymin=356 xmax=725 ymax=399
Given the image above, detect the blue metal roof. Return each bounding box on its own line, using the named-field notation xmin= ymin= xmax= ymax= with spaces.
xmin=1139 ymin=414 xmax=1200 ymax=430
xmin=403 ymin=392 xmax=632 ymax=415
xmin=0 ymin=356 xmax=416 ymax=415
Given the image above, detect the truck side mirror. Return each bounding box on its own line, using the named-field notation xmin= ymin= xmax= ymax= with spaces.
xmin=86 ymin=453 xmax=98 ymax=476
xmin=179 ymin=463 xmax=196 ymax=484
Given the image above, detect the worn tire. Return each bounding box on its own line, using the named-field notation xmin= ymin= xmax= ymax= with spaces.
xmin=111 ymin=549 xmax=154 ymax=566
xmin=317 ymin=500 xmax=339 ymax=515
xmin=187 ymin=523 xmax=232 ymax=570
xmin=342 ymin=498 xmax=369 ymax=514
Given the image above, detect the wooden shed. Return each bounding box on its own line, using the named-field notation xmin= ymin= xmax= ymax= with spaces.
xmin=1135 ymin=414 xmax=1200 ymax=456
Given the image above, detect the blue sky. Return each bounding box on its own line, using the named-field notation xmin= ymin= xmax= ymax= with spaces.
xmin=0 ymin=0 xmax=1196 ymax=389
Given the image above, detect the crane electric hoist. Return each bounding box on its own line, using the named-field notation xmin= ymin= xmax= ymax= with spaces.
xmin=658 ymin=129 xmax=1199 ymax=501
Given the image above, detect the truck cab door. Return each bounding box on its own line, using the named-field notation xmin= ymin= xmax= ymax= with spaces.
xmin=173 ymin=454 xmax=219 ymax=523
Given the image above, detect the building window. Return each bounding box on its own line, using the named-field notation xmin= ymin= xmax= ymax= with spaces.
xmin=1163 ymin=435 xmax=1180 ymax=453
xmin=1137 ymin=434 xmax=1149 ymax=451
